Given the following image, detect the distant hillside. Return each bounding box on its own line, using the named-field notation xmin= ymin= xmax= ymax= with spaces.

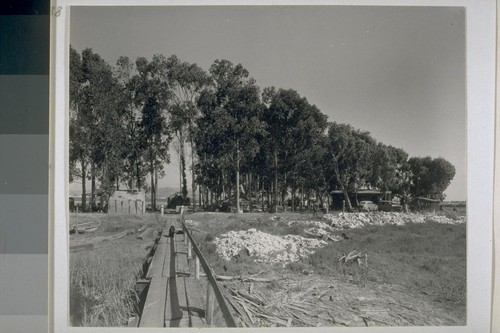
xmin=156 ymin=186 xmax=180 ymax=199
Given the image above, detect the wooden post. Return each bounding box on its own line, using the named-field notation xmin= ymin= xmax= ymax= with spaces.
xmin=205 ymin=282 xmax=215 ymax=325
xmin=128 ymin=200 xmax=131 ymax=214
xmin=114 ymin=200 xmax=117 ymax=213
xmin=161 ymin=205 xmax=164 ymax=216
xmin=187 ymin=239 xmax=192 ymax=258
xmin=195 ymin=255 xmax=200 ymax=280
xmin=75 ymin=206 xmax=79 ymax=233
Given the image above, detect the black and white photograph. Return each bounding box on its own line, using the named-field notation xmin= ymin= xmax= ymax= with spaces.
xmin=65 ymin=3 xmax=471 ymax=329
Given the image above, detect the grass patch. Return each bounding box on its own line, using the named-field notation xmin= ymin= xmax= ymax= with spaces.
xmin=70 ymin=240 xmax=146 ymax=326
xmin=308 ymin=222 xmax=466 ymax=304
xmin=69 ymin=214 xmax=159 ymax=326
xmin=189 ymin=212 xmax=466 ymax=306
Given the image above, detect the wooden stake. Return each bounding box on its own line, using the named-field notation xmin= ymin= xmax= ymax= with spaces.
xmin=195 ymin=255 xmax=200 ymax=280
xmin=187 ymin=239 xmax=192 ymax=258
xmin=206 ymin=282 xmax=215 ymax=325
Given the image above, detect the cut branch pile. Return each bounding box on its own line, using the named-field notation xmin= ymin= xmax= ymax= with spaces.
xmin=222 ymin=279 xmax=348 ymax=327
xmin=339 ymin=250 xmax=368 ymax=267
xmin=200 ymin=271 xmax=276 ymax=283
xmin=221 ymin=274 xmax=464 ymax=327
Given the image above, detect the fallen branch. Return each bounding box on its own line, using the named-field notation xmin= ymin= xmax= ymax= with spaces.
xmin=339 ymin=250 xmax=368 ymax=267
xmin=254 ymin=313 xmax=289 ymax=326
xmin=110 ymin=228 xmax=136 ymax=240
xmin=200 ymin=272 xmax=275 ymax=282
xmin=137 ymin=227 xmax=153 ymax=240
xmin=236 ymin=300 xmax=256 ymax=325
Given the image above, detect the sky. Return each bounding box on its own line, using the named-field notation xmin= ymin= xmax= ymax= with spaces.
xmin=70 ymin=5 xmax=466 ymax=201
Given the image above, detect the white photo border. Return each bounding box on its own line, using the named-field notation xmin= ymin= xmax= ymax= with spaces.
xmin=51 ymin=1 xmax=495 ymax=332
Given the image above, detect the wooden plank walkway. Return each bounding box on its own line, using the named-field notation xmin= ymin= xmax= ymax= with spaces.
xmin=138 ymin=214 xmax=207 ymax=328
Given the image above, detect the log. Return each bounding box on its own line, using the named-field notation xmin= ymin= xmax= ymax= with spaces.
xmin=237 ymin=300 xmax=255 ymax=325
xmin=223 ymin=288 xmax=252 ymax=327
xmin=254 ymin=313 xmax=289 ymax=326
xmin=200 ymin=273 xmax=275 ymax=282
xmin=236 ymin=290 xmax=265 ymax=306
xmin=111 ymin=228 xmax=135 ymax=240
xmin=69 ymin=243 xmax=94 ymax=251
xmin=137 ymin=227 xmax=153 ymax=240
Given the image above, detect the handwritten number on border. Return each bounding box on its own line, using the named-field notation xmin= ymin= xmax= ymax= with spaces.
xmin=52 ymin=6 xmax=62 ymax=17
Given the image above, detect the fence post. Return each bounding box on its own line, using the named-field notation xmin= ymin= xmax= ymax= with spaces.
xmin=195 ymin=255 xmax=200 ymax=280
xmin=187 ymin=238 xmax=192 ymax=259
xmin=205 ymin=282 xmax=215 ymax=325
xmin=184 ymin=223 xmax=187 ymax=243
xmin=161 ymin=205 xmax=164 ymax=216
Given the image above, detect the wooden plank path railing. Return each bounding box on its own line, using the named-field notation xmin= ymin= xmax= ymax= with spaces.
xmin=180 ymin=209 xmax=238 ymax=327
xmin=132 ymin=210 xmax=237 ymax=328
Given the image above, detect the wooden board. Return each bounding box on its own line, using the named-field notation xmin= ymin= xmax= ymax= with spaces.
xmin=139 ymin=276 xmax=168 ymax=327
xmin=184 ymin=276 xmax=209 ymax=327
xmin=165 ymin=276 xmax=190 ymax=327
xmin=146 ymin=233 xmax=168 ymax=279
xmin=140 ymin=230 xmax=172 ymax=327
xmin=175 ymin=237 xmax=190 ymax=276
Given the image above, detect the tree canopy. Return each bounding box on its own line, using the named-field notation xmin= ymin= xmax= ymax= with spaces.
xmin=69 ymin=47 xmax=458 ymax=212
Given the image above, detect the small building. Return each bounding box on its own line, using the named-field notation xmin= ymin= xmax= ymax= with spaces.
xmin=108 ymin=190 xmax=146 ymax=214
xmin=330 ymin=189 xmax=388 ymax=209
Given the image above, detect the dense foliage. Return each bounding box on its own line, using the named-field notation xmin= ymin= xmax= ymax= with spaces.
xmin=69 ymin=47 xmax=457 ymax=212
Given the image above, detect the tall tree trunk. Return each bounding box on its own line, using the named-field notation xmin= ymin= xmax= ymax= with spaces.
xmin=236 ymin=141 xmax=241 ymax=214
xmin=331 ymin=154 xmax=353 ymax=211
xmin=301 ymin=184 xmax=304 ymax=210
xmin=283 ymin=171 xmax=287 ymax=212
xmin=154 ymin=167 xmax=158 ymax=208
xmin=136 ymin=163 xmax=141 ymax=190
xmin=150 ymin=150 xmax=155 ymax=210
xmin=91 ymin=162 xmax=96 ymax=211
xmin=80 ymin=157 xmax=87 ymax=211
xmin=274 ymin=149 xmax=278 ymax=211
xmin=291 ymin=184 xmax=296 ymax=212
xmin=179 ymin=130 xmax=188 ymax=201
xmin=191 ymin=146 xmax=196 ymax=210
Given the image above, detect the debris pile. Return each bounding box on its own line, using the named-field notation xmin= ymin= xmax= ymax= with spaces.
xmin=213 ymin=229 xmax=327 ymax=263
xmin=284 ymin=220 xmax=342 ymax=240
xmin=222 ymin=274 xmax=464 ymax=327
xmin=322 ymin=212 xmax=466 ymax=229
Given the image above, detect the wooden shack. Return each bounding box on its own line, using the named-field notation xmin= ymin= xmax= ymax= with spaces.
xmin=108 ymin=190 xmax=146 ymax=214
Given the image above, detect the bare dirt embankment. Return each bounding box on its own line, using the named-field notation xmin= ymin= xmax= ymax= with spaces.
xmin=188 ymin=210 xmax=466 ymax=327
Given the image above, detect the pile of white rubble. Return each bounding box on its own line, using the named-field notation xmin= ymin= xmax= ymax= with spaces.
xmin=213 ymin=228 xmax=327 ymax=263
xmin=322 ymin=212 xmax=466 ymax=229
